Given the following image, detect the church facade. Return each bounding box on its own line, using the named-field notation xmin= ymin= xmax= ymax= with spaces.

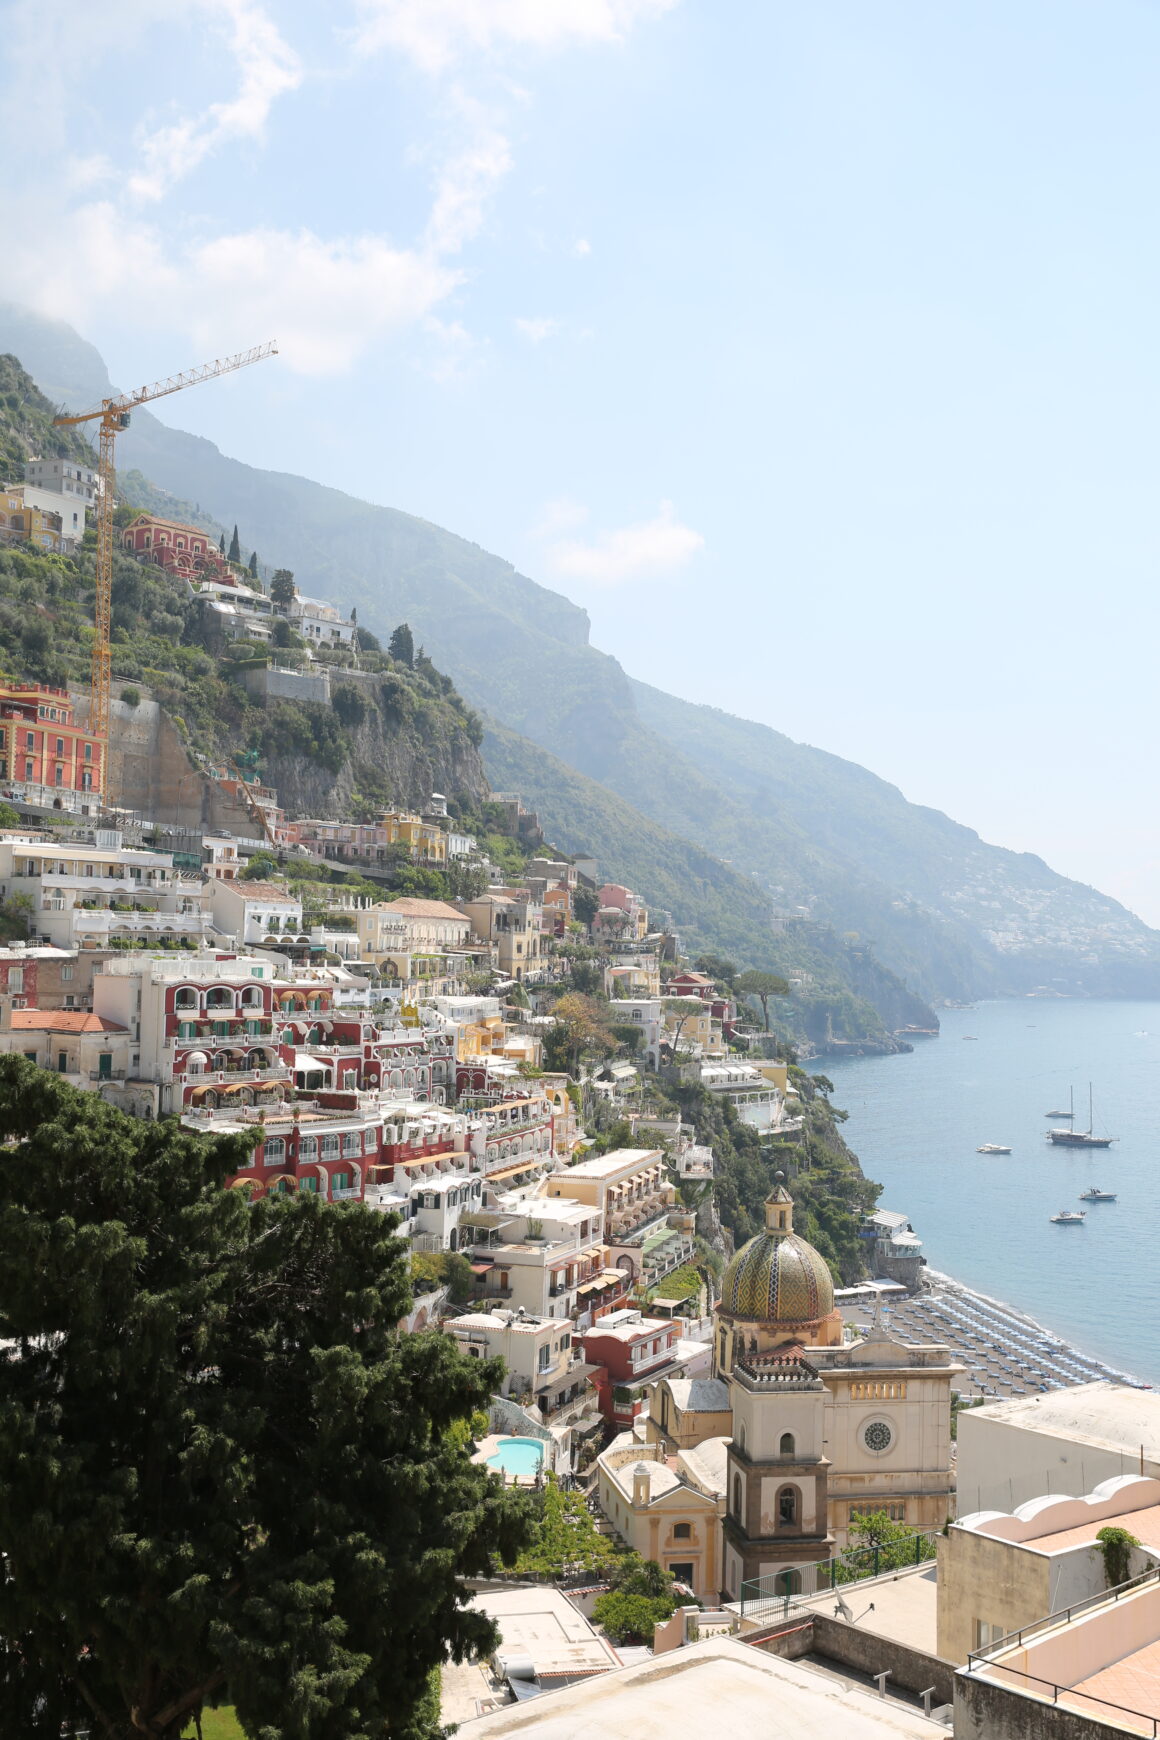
xmin=647 ymin=1179 xmax=961 ymax=1597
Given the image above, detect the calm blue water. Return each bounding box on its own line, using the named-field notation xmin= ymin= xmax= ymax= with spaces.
xmin=820 ymin=1000 xmax=1160 ymax=1384
xmin=487 ymin=1436 xmax=544 ymax=1477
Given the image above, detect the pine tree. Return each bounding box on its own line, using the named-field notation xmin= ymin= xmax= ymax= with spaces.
xmin=389 ymin=622 xmax=415 ymax=667
xmin=228 ymin=524 xmax=241 ymax=563
xmin=0 ymin=1059 xmax=527 ymax=1738
xmin=270 ymin=569 xmax=296 ymax=607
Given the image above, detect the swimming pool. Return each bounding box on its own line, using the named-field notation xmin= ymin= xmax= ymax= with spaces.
xmin=486 ymin=1436 xmax=545 ymax=1478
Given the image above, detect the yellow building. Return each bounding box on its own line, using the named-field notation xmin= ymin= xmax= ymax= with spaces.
xmin=1 ymin=487 xmax=63 ymax=552
xmin=596 ymin=1436 xmax=728 ymax=1602
xmin=381 ymin=810 xmax=447 ymax=865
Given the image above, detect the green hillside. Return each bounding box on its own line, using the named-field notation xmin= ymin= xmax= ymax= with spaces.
xmin=5 ymin=301 xmax=1158 ymax=1010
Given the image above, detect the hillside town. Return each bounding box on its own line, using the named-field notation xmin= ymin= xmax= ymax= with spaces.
xmin=1 ymin=485 xmax=1159 ymax=1739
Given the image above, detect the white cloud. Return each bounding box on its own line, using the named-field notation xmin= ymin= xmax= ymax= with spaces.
xmin=422 ymin=94 xmax=514 ymax=254
xmin=10 ymin=205 xmax=460 ymax=377
xmin=128 ymin=0 xmax=301 ymax=200
xmin=354 ymin=0 xmax=677 ymax=73
xmin=573 ymin=237 xmax=592 ymax=256
xmin=547 ymin=500 xmax=705 ymax=585
xmin=514 ymin=316 xmax=561 ymax=344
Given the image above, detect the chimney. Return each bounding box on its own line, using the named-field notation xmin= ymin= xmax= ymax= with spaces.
xmin=632 ymin=1463 xmax=651 ymax=1509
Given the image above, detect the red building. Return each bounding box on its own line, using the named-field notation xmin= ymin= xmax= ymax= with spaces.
xmin=121 ymin=513 xmax=236 ymax=584
xmin=667 ymin=969 xmax=737 ymax=1038
xmin=582 ymin=1308 xmax=683 ymax=1427
xmin=0 ymin=682 xmax=101 ymax=799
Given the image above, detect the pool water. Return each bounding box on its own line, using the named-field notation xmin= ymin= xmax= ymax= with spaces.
xmin=487 ymin=1435 xmax=545 ymax=1477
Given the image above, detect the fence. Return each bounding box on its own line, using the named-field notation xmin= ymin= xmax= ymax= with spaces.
xmin=739 ymin=1529 xmax=939 ymax=1623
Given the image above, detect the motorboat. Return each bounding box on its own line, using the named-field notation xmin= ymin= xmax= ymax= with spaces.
xmin=1079 ymin=1187 xmax=1117 ymax=1202
xmin=1050 ymin=1209 xmax=1086 ymax=1225
xmin=976 ymin=1143 xmax=1012 ymax=1154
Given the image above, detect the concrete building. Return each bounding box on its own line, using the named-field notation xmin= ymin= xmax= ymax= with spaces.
xmin=596 ymin=1434 xmax=727 ymax=1603
xmin=444 ymin=1308 xmax=596 ymax=1421
xmin=938 ymin=1473 xmax=1160 ymax=1665
xmin=466 ymin=1197 xmax=605 ymax=1320
xmin=581 ymin=1308 xmax=685 ymax=1428
xmin=0 ymin=835 xmax=211 ymax=950
xmin=209 ymin=878 xmax=304 ymax=947
xmin=956 ymin=1568 xmax=1160 ymax=1739
xmin=0 ymin=682 xmax=101 ymax=803
xmin=453 ymin=1633 xmax=942 ymax=1739
xmin=956 ymin=1383 xmax=1160 ymax=1516
xmin=459 ymin=891 xmax=544 ymax=982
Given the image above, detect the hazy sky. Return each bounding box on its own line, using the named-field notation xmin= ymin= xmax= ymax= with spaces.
xmin=4 ymin=2 xmax=1160 ymax=921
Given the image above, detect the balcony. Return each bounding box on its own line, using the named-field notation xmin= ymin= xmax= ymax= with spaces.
xmin=330 ymin=1186 xmax=362 ymax=1200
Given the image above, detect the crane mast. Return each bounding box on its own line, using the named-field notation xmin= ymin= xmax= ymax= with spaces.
xmin=53 ymin=341 xmax=277 ymax=802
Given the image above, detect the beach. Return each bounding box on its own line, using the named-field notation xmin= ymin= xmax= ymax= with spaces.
xmin=846 ymin=1270 xmax=1148 ymax=1401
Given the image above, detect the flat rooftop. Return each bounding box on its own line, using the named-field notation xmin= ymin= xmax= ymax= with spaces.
xmin=455 ymin=1635 xmax=943 ymax=1737
xmin=968 ymin=1381 xmax=1160 ymax=1456
xmin=796 ymin=1564 xmax=939 ymax=1657
xmin=555 ymin=1148 xmax=661 ymax=1179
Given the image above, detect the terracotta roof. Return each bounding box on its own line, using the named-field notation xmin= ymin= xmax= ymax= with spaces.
xmin=9 ymin=1011 xmax=127 ymax=1032
xmin=382 ymin=898 xmax=469 ymax=920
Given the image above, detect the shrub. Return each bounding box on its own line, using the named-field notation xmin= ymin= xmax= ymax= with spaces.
xmin=120 ymin=686 xmax=141 ymax=708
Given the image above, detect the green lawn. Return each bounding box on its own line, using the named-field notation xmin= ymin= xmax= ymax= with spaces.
xmin=183 ymin=1710 xmax=244 ymax=1740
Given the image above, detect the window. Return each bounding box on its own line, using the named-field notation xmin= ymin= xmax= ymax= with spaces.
xmin=321 ymin=1134 xmax=340 ymax=1158
xmin=974 ymin=1619 xmax=1007 ymax=1650
xmin=668 ymin=1562 xmax=695 ymax=1585
xmin=25 ymin=732 xmax=34 ymax=750
xmin=25 ymin=760 xmax=33 ymax=780
xmin=343 ymin=1133 xmax=361 ymax=1155
xmin=777 ymin=1487 xmax=797 ymax=1527
xmin=60 ymin=965 xmax=73 ymax=982
xmin=672 ymin=1522 xmax=692 ymax=1541
xmin=84 ymin=743 xmax=92 ymax=761
xmin=55 ymin=739 xmax=64 ymax=756
xmin=332 ymin=1172 xmax=350 ymax=1192
xmin=862 ymin=1420 xmax=894 ymax=1454
xmin=732 ymin=1474 xmax=743 ymax=1520
xmin=299 ymin=1176 xmax=319 ymax=1194
xmin=57 ymin=1052 xmax=67 ymax=1073
xmin=779 ymin=1432 xmax=795 ymax=1457
xmin=298 ymin=1136 xmax=317 ymax=1159
xmin=8 ymin=969 xmax=22 ymax=994
xmin=263 ymin=1138 xmax=285 ymax=1166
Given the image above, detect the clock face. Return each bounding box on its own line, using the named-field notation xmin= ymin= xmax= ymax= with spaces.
xmin=863 ymin=1419 xmax=893 ymax=1454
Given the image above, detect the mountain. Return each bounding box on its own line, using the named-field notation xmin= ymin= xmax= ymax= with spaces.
xmin=5 ymin=301 xmax=1159 ymax=1009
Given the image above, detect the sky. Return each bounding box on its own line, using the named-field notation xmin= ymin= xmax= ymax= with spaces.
xmin=3 ymin=1 xmax=1160 ymax=921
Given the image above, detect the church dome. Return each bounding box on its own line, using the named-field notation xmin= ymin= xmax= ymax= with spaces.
xmin=718 ymin=1179 xmax=834 ymax=1326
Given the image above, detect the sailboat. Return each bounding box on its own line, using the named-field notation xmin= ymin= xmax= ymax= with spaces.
xmin=1047 ymin=1085 xmax=1116 ymax=1149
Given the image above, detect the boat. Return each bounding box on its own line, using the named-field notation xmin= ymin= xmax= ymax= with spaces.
xmin=962 ymin=1035 xmax=978 ymax=1041
xmin=1079 ymin=1187 xmax=1117 ymax=1202
xmin=1050 ymin=1209 xmax=1086 ymax=1224
xmin=1047 ymin=1085 xmax=1116 ymax=1149
xmin=976 ymin=1143 xmax=1012 ymax=1154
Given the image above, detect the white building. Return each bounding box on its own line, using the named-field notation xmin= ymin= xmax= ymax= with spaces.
xmin=956 ymin=1382 xmax=1160 ymax=1515
xmin=0 ymin=836 xmax=213 ymax=951
xmin=467 ymin=1196 xmax=606 ymax=1320
xmin=210 ymin=878 xmax=304 ymax=947
xmin=24 ymin=456 xmax=99 ymax=506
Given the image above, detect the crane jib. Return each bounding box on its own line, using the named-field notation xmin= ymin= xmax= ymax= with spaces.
xmin=47 ymin=339 xmax=278 ymax=808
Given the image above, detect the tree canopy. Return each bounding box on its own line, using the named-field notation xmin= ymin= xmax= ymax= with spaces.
xmin=734 ymin=969 xmax=791 ymax=1030
xmin=0 ymin=1059 xmax=527 ymax=1739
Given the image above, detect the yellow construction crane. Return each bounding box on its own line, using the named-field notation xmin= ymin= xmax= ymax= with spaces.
xmin=53 ymin=340 xmax=278 ymax=801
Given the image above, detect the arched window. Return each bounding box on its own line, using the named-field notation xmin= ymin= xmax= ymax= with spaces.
xmin=206 ymin=986 xmax=233 ymax=1010
xmin=776 ymin=1569 xmax=801 ymax=1597
xmin=780 ymin=1432 xmax=796 ymax=1457
xmin=672 ymin=1522 xmax=692 ymax=1541
xmin=777 ymin=1486 xmax=798 ymax=1528
xmin=732 ymin=1474 xmax=743 ymax=1520
xmin=174 ymin=986 xmax=198 ymax=1009
xmin=737 ymin=1421 xmax=747 ymax=1455
xmin=263 ymin=1138 xmax=285 ymax=1164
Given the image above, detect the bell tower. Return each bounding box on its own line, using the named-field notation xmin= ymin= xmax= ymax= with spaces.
xmin=722 ymin=1350 xmax=832 ymax=1602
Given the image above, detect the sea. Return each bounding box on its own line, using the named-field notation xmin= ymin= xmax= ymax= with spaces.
xmin=819 ymin=998 xmax=1160 ymax=1386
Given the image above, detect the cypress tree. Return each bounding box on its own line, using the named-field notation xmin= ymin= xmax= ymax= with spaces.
xmin=248 ymin=550 xmax=258 ymax=578
xmin=219 ymin=531 xmax=226 ymax=555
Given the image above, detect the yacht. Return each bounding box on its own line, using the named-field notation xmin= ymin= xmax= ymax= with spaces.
xmin=1079 ymin=1187 xmax=1117 ymax=1203
xmin=976 ymin=1143 xmax=1012 ymax=1155
xmin=1050 ymin=1208 xmax=1086 ymax=1225
xmin=1048 ymin=1085 xmax=1116 ymax=1149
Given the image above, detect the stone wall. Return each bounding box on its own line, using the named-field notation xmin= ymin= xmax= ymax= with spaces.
xmin=80 ymin=689 xmax=255 ymax=835
xmin=747 ymin=1610 xmax=955 ymax=1705
xmin=954 ymin=1673 xmax=1130 ymax=1740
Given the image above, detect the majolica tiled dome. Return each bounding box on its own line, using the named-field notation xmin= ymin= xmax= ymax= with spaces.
xmin=718 ymin=1179 xmax=834 ymax=1326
